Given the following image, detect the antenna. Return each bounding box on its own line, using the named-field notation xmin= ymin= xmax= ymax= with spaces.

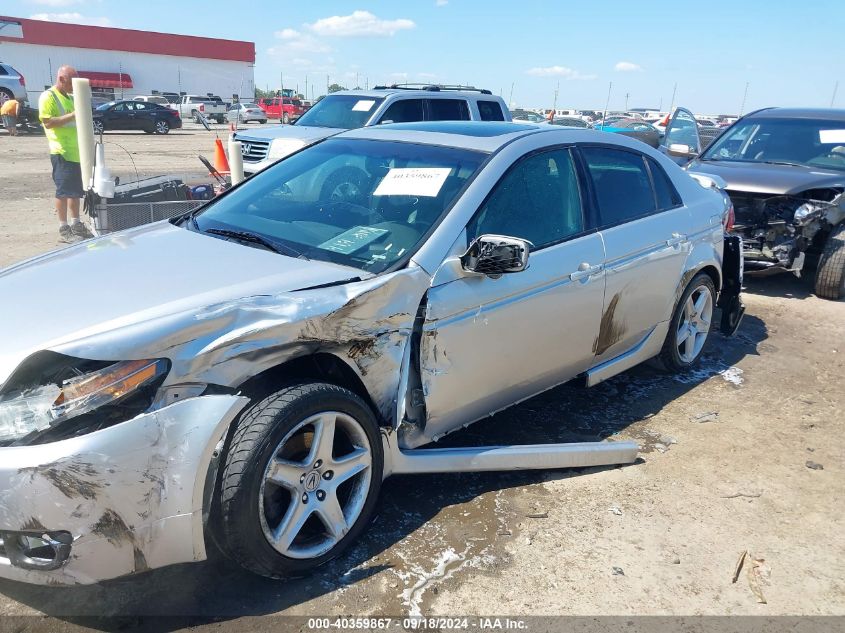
xmin=739 ymin=82 xmax=749 ymax=116
xmin=831 ymin=81 xmax=839 ymax=107
xmin=602 ymin=81 xmax=613 ymax=123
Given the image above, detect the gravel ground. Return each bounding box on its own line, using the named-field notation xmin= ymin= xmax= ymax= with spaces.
xmin=0 ymin=125 xmax=843 ymax=628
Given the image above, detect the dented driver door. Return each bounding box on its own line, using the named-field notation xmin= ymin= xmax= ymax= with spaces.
xmin=418 ymin=147 xmax=606 ymax=442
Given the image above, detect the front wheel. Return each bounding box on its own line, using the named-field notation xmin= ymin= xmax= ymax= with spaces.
xmin=282 ymin=113 xmax=290 ymax=124
xmin=656 ymin=272 xmax=716 ymax=372
xmin=814 ymin=223 xmax=845 ymax=300
xmin=92 ymin=119 xmax=104 ymax=135
xmin=218 ymin=383 xmax=383 ymax=578
xmin=154 ymin=120 xmax=170 ymax=134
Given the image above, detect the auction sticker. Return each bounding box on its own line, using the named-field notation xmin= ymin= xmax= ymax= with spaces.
xmin=819 ymin=129 xmax=845 ymax=144
xmin=373 ymin=168 xmax=452 ymax=197
xmin=352 ymin=100 xmax=377 ymax=112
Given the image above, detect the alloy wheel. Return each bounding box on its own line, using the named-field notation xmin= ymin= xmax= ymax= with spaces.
xmin=676 ymin=284 xmax=713 ymax=363
xmin=258 ymin=411 xmax=373 ymax=559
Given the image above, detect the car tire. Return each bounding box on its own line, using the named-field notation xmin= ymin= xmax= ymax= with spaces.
xmin=155 ymin=120 xmax=170 ymax=134
xmin=0 ymin=88 xmax=13 ymax=106
xmin=656 ymin=272 xmax=716 ymax=372
xmin=814 ymin=222 xmax=845 ymax=300
xmin=260 ymin=120 xmax=267 ymax=125
xmin=216 ymin=116 xmax=225 ymax=124
xmin=319 ymin=166 xmax=370 ymax=205
xmin=93 ymin=119 xmax=104 ymax=135
xmin=218 ymin=382 xmax=383 ymax=579
xmin=192 ymin=110 xmax=201 ymax=123
xmin=283 ymin=113 xmax=290 ymax=125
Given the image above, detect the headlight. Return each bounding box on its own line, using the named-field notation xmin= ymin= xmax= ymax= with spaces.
xmin=793 ymin=202 xmax=824 ymax=224
xmin=0 ymin=359 xmax=168 ymax=443
xmin=267 ymin=138 xmax=306 ymax=160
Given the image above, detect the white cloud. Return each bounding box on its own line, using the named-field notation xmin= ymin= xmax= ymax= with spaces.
xmin=307 ymin=11 xmax=415 ymax=37
xmin=526 ymin=65 xmax=596 ymax=80
xmin=614 ymin=61 xmax=643 ymax=72
xmin=270 ymin=28 xmax=332 ymax=54
xmin=436 ymin=0 xmax=449 ymax=5
xmin=30 ymin=12 xmax=112 ymax=26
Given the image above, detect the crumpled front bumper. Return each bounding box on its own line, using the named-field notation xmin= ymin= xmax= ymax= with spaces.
xmin=0 ymin=394 xmax=247 ymax=585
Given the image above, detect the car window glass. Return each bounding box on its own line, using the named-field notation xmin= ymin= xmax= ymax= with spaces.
xmin=665 ymin=110 xmax=699 ymax=149
xmin=646 ymin=158 xmax=682 ymax=210
xmin=427 ymin=99 xmax=470 ymax=121
xmin=112 ymin=103 xmax=126 ymax=112
xmin=468 ymin=149 xmax=583 ymax=249
xmin=133 ymin=102 xmax=147 ymax=110
xmin=582 ymin=147 xmax=656 ymax=225
xmin=379 ymin=99 xmax=425 ymax=124
xmin=477 ymin=100 xmax=505 ymax=122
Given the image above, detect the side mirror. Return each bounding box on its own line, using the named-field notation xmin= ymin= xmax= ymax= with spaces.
xmin=667 ymin=143 xmax=696 ymax=158
xmin=461 ymin=235 xmax=531 ymax=276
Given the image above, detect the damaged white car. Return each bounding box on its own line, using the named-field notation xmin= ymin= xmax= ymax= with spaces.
xmin=0 ymin=121 xmax=743 ymax=584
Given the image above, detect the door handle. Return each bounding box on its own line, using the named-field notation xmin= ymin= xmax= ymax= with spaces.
xmin=666 ymin=233 xmax=686 ymax=247
xmin=570 ymin=262 xmax=603 ymax=281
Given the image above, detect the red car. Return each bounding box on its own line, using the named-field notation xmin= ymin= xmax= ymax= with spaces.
xmin=257 ymin=97 xmax=304 ymax=124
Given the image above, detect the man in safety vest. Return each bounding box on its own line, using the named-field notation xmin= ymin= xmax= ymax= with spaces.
xmin=38 ymin=65 xmax=94 ymax=243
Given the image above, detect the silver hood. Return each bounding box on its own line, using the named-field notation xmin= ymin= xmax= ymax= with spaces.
xmin=235 ymin=124 xmax=345 ymax=144
xmin=0 ymin=222 xmax=364 ymax=385
xmin=688 ymin=160 xmax=845 ymax=195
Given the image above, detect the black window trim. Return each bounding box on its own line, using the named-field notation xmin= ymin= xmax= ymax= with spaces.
xmin=643 ymin=156 xmax=684 ymax=212
xmin=466 ymin=144 xmax=594 ymax=253
xmin=576 ymin=143 xmax=682 ymax=231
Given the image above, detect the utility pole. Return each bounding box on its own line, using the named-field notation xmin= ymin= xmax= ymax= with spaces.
xmin=831 ymin=81 xmax=839 ymax=107
xmin=327 ymin=75 xmax=330 ymax=96
xmin=668 ymin=82 xmax=677 ymax=116
xmin=508 ymin=82 xmax=515 ymax=108
xmin=280 ymin=72 xmax=284 ymax=97
xmin=552 ymin=81 xmax=559 ymax=113
xmin=602 ymin=81 xmax=613 ymax=123
xmin=624 ymin=92 xmax=630 ymax=110
xmin=739 ymin=82 xmax=749 ymax=116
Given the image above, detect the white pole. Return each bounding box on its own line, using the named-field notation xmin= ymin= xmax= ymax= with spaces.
xmin=228 ymin=139 xmax=245 ymax=185
xmin=72 ymin=77 xmax=96 ymax=191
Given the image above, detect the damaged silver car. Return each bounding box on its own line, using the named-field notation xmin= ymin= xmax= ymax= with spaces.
xmin=0 ymin=121 xmax=743 ymax=585
xmin=666 ymin=107 xmax=845 ymax=299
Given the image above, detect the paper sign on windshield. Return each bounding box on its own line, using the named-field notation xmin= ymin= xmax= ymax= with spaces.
xmin=319 ymin=226 xmax=388 ymax=255
xmin=352 ymin=100 xmax=376 ymax=112
xmin=819 ymin=129 xmax=845 ymax=144
xmin=373 ymin=168 xmax=451 ymax=198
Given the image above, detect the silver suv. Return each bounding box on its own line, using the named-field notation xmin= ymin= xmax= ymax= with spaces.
xmin=235 ymin=85 xmax=510 ymax=174
xmin=0 ymin=122 xmax=742 ymax=585
xmin=0 ymin=62 xmax=28 ymax=106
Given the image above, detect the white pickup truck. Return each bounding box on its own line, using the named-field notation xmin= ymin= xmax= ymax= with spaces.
xmin=176 ymin=95 xmax=227 ymax=124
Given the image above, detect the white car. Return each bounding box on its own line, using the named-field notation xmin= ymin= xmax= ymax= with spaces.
xmin=227 ymin=102 xmax=268 ymax=125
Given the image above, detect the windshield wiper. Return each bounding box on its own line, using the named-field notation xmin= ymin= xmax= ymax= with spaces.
xmin=205 ymin=228 xmax=309 ymax=259
xmin=759 ymin=160 xmax=804 ymax=167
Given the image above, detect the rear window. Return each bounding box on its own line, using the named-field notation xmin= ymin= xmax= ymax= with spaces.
xmin=582 ymin=147 xmax=656 ymax=226
xmin=477 ymin=100 xmax=505 ymax=122
xmin=646 ymin=158 xmax=682 ymax=210
xmin=427 ymin=99 xmax=470 ymax=121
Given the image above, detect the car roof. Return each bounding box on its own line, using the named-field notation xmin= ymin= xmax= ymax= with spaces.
xmin=337 ymin=121 xmax=625 ymax=153
xmin=327 ymin=89 xmax=500 ymax=100
xmin=747 ymin=107 xmax=845 ymax=121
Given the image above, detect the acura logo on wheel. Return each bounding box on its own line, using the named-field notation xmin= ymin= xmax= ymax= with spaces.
xmin=304 ymin=470 xmax=321 ymax=492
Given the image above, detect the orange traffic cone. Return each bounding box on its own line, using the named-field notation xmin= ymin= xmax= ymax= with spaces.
xmin=213 ymin=138 xmax=230 ymax=175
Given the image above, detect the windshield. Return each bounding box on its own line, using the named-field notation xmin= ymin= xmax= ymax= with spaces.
xmin=193 ymin=138 xmax=486 ymax=273
xmin=241 ymin=103 xmax=259 ymax=108
xmin=701 ymin=117 xmax=845 ymax=171
xmin=294 ymin=95 xmax=385 ymax=129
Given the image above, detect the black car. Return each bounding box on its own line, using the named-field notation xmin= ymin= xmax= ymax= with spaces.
xmin=93 ymin=100 xmax=182 ymax=135
xmin=664 ymin=107 xmax=845 ymax=299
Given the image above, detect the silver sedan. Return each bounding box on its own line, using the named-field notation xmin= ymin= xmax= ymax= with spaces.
xmin=227 ymin=102 xmax=268 ymax=124
xmin=0 ymin=122 xmax=743 ymax=585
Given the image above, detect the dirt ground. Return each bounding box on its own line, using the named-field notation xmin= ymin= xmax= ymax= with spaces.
xmin=0 ymin=126 xmax=843 ymax=626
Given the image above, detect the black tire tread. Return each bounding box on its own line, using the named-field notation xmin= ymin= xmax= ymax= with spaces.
xmin=814 ymin=222 xmax=845 ymax=300
xmin=656 ymin=272 xmax=716 ymax=372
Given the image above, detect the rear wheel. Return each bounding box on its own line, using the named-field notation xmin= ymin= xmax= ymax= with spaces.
xmin=218 ymin=383 xmax=383 ymax=578
xmin=657 ymin=273 xmax=716 ymax=372
xmin=192 ymin=110 xmax=201 ymax=123
xmin=0 ymin=88 xmax=13 ymax=106
xmin=92 ymin=119 xmax=104 ymax=135
xmin=283 ymin=113 xmax=290 ymax=124
xmin=814 ymin=222 xmax=845 ymax=300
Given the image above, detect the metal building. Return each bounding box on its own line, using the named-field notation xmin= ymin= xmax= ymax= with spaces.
xmin=0 ymin=15 xmax=255 ymax=104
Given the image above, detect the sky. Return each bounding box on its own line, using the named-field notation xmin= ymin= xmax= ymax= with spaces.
xmin=4 ymin=0 xmax=844 ymax=114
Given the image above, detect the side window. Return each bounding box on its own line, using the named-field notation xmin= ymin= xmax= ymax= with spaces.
xmin=665 ymin=109 xmax=699 ymax=148
xmin=582 ymin=147 xmax=656 ymax=226
xmin=477 ymin=100 xmax=505 ymax=122
xmin=112 ymin=103 xmax=126 ymax=112
xmin=133 ymin=102 xmax=147 ymax=110
xmin=646 ymin=158 xmax=682 ymax=210
xmin=427 ymin=99 xmax=470 ymax=121
xmin=379 ymin=99 xmax=425 ymax=124
xmin=468 ymin=149 xmax=583 ymax=249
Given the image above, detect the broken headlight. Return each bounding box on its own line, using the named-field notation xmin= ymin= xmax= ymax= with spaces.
xmin=0 ymin=358 xmax=168 ymax=444
xmin=793 ymin=202 xmax=827 ymax=225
